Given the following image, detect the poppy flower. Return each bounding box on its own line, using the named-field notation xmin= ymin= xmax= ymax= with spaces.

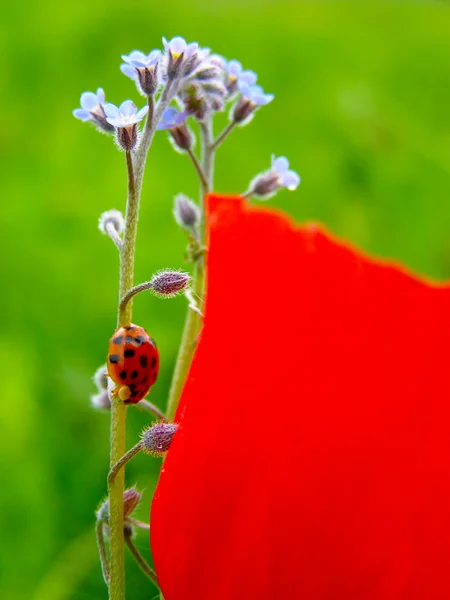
xmin=151 ymin=194 xmax=450 ymax=600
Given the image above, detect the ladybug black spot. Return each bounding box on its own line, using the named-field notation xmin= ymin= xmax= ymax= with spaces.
xmin=131 ymin=390 xmax=139 ymax=397
xmin=120 ymin=370 xmax=127 ymax=379
xmin=109 ymin=354 xmax=120 ymax=364
xmin=140 ymin=355 xmax=148 ymax=368
xmin=124 ymin=349 xmax=135 ymax=358
xmin=129 ymin=384 xmax=136 ymax=391
xmin=125 ymin=335 xmax=135 ymax=344
xmin=113 ymin=336 xmax=124 ymax=345
xmin=131 ymin=370 xmax=139 ymax=379
xmin=151 ymin=356 xmax=157 ymax=369
xmin=134 ymin=335 xmax=145 ymax=346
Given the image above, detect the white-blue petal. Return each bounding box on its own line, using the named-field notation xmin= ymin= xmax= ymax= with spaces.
xmin=281 ymin=170 xmax=300 ymax=190
xmin=149 ymin=49 xmax=161 ymax=63
xmin=105 ymin=117 xmax=121 ymax=127
xmin=73 ymin=108 xmax=92 ymax=121
xmin=96 ymin=88 xmax=106 ymax=103
xmin=238 ymin=82 xmax=252 ymax=98
xmin=103 ymin=103 xmax=120 ymax=118
xmin=136 ymin=105 xmax=149 ymax=121
xmin=120 ymin=100 xmax=137 ymax=116
xmin=272 ymin=156 xmax=290 ymax=173
xmin=227 ymin=60 xmax=242 ymax=76
xmin=240 ymin=70 xmax=257 ymax=85
xmin=129 ymin=50 xmax=146 ymax=62
xmin=120 ymin=64 xmax=138 ymax=80
xmin=169 ymin=37 xmax=187 ymax=54
xmin=80 ymin=92 xmax=99 ymax=110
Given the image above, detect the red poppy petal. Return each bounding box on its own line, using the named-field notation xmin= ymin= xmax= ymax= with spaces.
xmin=151 ymin=195 xmax=450 ymax=600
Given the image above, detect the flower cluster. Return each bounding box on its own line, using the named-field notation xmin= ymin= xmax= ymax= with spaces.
xmin=73 ymin=36 xmax=299 ymax=200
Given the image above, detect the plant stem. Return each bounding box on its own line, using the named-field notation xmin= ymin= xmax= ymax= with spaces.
xmin=96 ymin=519 xmax=110 ymax=584
xmin=186 ymin=148 xmax=208 ymax=189
xmin=108 ymin=441 xmax=143 ymax=486
xmin=127 ymin=517 xmax=151 ymax=531
xmin=210 ymin=120 xmax=236 ymax=151
xmin=139 ymin=399 xmax=167 ymax=421
xmin=108 ymin=150 xmax=138 ymax=600
xmin=106 ymin=82 xmax=177 ymax=599
xmin=125 ymin=530 xmax=159 ymax=588
xmin=166 ymin=118 xmax=214 ymax=421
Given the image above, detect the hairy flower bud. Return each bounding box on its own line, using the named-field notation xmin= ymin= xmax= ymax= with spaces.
xmin=141 ymin=422 xmax=178 ymax=456
xmin=123 ymin=486 xmax=143 ymax=518
xmin=117 ymin=124 xmax=138 ymax=151
xmin=170 ymin=124 xmax=193 ymax=151
xmin=96 ymin=487 xmax=142 ymax=522
xmin=232 ymin=97 xmax=255 ymax=124
xmin=173 ymin=194 xmax=200 ymax=229
xmin=149 ymin=270 xmax=191 ymax=298
xmin=91 ymin=391 xmax=111 ymax=411
xmin=98 ymin=209 xmax=125 ymax=236
xmin=93 ymin=364 xmax=108 ymax=391
xmin=250 ymin=172 xmax=281 ymax=197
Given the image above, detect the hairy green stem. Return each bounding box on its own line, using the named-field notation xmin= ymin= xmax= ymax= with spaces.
xmin=210 ymin=120 xmax=237 ymax=151
xmin=139 ymin=398 xmax=167 ymax=421
xmin=125 ymin=530 xmax=159 ymax=588
xmin=108 ymin=441 xmax=143 ymax=486
xmin=96 ymin=520 xmax=110 ymax=585
xmin=108 ymin=149 xmax=139 ymax=600
xmin=105 ymin=81 xmax=182 ymax=599
xmin=166 ymin=118 xmax=214 ymax=421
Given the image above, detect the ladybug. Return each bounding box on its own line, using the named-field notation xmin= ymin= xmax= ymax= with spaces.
xmin=107 ymin=323 xmax=159 ymax=404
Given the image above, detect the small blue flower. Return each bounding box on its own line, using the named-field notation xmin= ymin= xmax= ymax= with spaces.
xmin=163 ymin=37 xmax=198 ymax=60
xmin=73 ymin=88 xmax=114 ymax=132
xmin=271 ymin=156 xmax=301 ymax=190
xmin=121 ymin=50 xmax=161 ymax=95
xmin=162 ymin=37 xmax=204 ymax=80
xmin=248 ymin=156 xmax=300 ymax=199
xmin=156 ymin=107 xmax=188 ymax=131
xmin=239 ymin=83 xmax=274 ymax=106
xmin=226 ymin=60 xmax=257 ymax=87
xmin=103 ymin=100 xmax=149 ymax=128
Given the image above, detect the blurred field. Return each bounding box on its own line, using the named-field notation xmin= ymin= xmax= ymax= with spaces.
xmin=0 ymin=1 xmax=449 ymax=598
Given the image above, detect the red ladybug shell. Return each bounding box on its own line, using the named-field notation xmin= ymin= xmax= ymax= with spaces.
xmin=107 ymin=323 xmax=159 ymax=404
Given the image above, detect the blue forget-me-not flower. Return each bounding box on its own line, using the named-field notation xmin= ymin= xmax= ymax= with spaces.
xmin=232 ymin=82 xmax=274 ymax=124
xmin=248 ymin=155 xmax=300 ymax=199
xmin=225 ymin=60 xmax=257 ymax=95
xmin=103 ymin=100 xmax=149 ymax=150
xmin=157 ymin=107 xmax=192 ymax=151
xmin=162 ymin=36 xmax=204 ymax=80
xmin=73 ymin=88 xmax=114 ymax=133
xmin=121 ymin=50 xmax=161 ymax=96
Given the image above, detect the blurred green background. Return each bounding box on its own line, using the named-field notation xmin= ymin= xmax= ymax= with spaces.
xmin=1 ymin=0 xmax=449 ymax=598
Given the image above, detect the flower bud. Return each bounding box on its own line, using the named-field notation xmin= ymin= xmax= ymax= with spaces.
xmin=141 ymin=422 xmax=178 ymax=456
xmin=98 ymin=209 xmax=125 ymax=236
xmin=93 ymin=364 xmax=108 ymax=391
xmin=137 ymin=64 xmax=159 ymax=96
xmin=149 ymin=270 xmax=191 ymax=298
xmin=173 ymin=194 xmax=200 ymax=229
xmin=249 ymin=172 xmax=281 ymax=198
xmin=232 ymin=97 xmax=255 ymax=124
xmin=123 ymin=486 xmax=142 ymax=518
xmin=96 ymin=487 xmax=142 ymax=522
xmin=117 ymin=124 xmax=138 ymax=151
xmin=91 ymin=391 xmax=111 ymax=411
xmin=170 ymin=124 xmax=193 ymax=151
